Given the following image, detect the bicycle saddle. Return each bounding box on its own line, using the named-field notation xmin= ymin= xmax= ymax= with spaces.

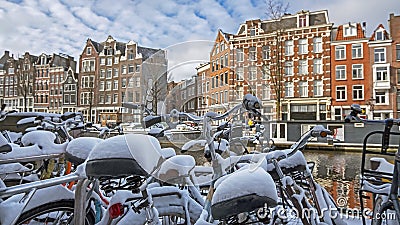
xmin=86 ymin=134 xmax=165 ymax=178
xmin=65 ymin=137 xmax=103 ymax=165
xmin=211 ymin=166 xmax=278 ymax=220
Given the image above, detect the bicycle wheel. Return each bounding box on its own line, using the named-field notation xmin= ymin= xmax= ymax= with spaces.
xmin=371 ymin=196 xmax=399 ymax=225
xmin=16 ymin=199 xmax=95 ymax=225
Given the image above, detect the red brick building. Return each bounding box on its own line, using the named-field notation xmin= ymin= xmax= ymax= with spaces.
xmin=331 ymin=23 xmax=371 ymax=120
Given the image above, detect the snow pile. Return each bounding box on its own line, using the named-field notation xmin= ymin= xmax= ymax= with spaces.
xmin=66 ymin=137 xmax=103 ymax=164
xmin=211 ymin=167 xmax=278 ymax=206
xmin=370 ymin=157 xmax=394 ymax=174
xmin=20 ymin=130 xmax=67 ymax=153
xmin=87 ymin=134 xmax=165 ymax=175
xmin=156 ymin=155 xmax=196 ymax=183
xmin=160 ymin=147 xmax=176 ymax=159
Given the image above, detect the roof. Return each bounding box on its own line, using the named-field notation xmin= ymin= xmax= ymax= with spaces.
xmin=138 ymin=46 xmax=163 ymax=60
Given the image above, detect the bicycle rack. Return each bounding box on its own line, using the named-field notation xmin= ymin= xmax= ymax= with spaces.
xmin=359 ymin=130 xmax=399 ymax=225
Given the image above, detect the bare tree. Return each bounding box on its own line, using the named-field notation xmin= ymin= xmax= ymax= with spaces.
xmin=142 ymin=51 xmax=168 ymax=115
xmin=265 ymin=0 xmax=289 ymax=120
xmin=16 ymin=59 xmax=34 ymax=112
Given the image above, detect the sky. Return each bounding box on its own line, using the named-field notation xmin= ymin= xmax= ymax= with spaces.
xmin=0 ymin=0 xmax=399 ymax=81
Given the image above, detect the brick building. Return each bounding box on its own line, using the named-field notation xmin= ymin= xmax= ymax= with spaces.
xmin=78 ymin=35 xmax=167 ymax=124
xmin=331 ymin=22 xmax=371 ymax=120
xmin=227 ymin=10 xmax=333 ymax=122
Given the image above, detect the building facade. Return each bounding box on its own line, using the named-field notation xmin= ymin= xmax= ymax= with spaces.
xmin=368 ymin=24 xmax=393 ymax=119
xmin=78 ymin=35 xmax=167 ymax=124
xmin=331 ymin=23 xmax=371 ymax=120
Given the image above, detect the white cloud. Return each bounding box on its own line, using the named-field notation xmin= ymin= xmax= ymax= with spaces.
xmin=0 ymin=0 xmax=399 ymax=81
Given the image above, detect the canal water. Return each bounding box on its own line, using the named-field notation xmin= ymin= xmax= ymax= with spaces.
xmin=304 ymin=150 xmax=393 ymax=210
xmin=180 ymin=147 xmax=394 ymax=211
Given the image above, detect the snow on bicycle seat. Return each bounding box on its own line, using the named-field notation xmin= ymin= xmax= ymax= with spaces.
xmin=156 ymin=155 xmax=196 ymax=184
xmin=85 ymin=134 xmax=165 ymax=178
xmin=211 ymin=166 xmax=278 ymax=220
xmin=65 ymin=137 xmax=103 ymax=165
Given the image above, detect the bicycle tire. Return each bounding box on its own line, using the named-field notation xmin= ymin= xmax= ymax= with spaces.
xmin=371 ymin=196 xmax=399 ymax=225
xmin=16 ymin=199 xmax=95 ymax=225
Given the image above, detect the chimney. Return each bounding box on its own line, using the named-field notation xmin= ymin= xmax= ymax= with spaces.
xmin=4 ymin=50 xmax=9 ymax=57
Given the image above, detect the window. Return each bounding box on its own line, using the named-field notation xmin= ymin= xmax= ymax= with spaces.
xmin=397 ymin=69 xmax=400 ymax=85
xmin=215 ymin=43 xmax=219 ymax=54
xmin=298 ymin=15 xmax=307 ymax=27
xmin=313 ymin=58 xmax=322 ymax=74
xmin=113 ymin=94 xmax=118 ymax=103
xmin=236 ymin=67 xmax=244 ymax=81
xmin=86 ymin=47 xmax=91 ymax=55
xmin=299 ymin=81 xmax=308 ymax=97
xmin=284 ymin=61 xmax=293 ymax=76
xmin=114 ymin=57 xmax=119 ymax=64
xmin=262 ymin=85 xmax=270 ymax=100
xmin=285 ymin=82 xmax=294 ymax=97
xmin=107 ymin=69 xmax=112 ymax=78
xmin=136 ymin=77 xmax=140 ymax=87
xmin=100 ymin=58 xmax=105 ymax=65
xmin=113 ymin=80 xmax=118 ymax=90
xmin=262 ymin=65 xmax=270 ymax=79
xmin=299 ymin=38 xmax=308 ymax=54
xmin=249 ymin=47 xmax=256 ymax=61
xmin=249 ymin=66 xmax=257 ymax=80
xmin=313 ymin=37 xmax=322 ymax=53
xmin=376 ymin=66 xmax=388 ymax=81
xmin=336 ymin=86 xmax=346 ymax=100
xmin=106 ymin=94 xmax=111 ymax=103
xmin=136 ymin=65 xmax=140 ymax=72
xmin=236 ymin=48 xmax=244 ymax=62
xmin=396 ymin=45 xmax=400 ymax=61
xmin=375 ymin=31 xmax=384 ymax=41
xmin=236 ymin=86 xmax=244 ymax=100
xmin=82 ymin=60 xmax=95 ymax=72
xmin=313 ymin=80 xmax=323 ymax=96
xmin=250 ymin=28 xmax=256 ymax=36
xmin=344 ymin=25 xmax=356 ymax=37
xmin=215 ymin=75 xmax=218 ymax=87
xmin=100 ymin=70 xmax=105 ymax=78
xmin=285 ymin=40 xmax=294 ymax=56
xmin=352 ymin=64 xmax=363 ymax=79
xmin=262 ymin=46 xmax=270 ymax=60
xmin=128 ymin=52 xmax=134 ymax=60
xmin=299 ymin=59 xmax=308 ymax=75
xmin=336 ymin=65 xmax=346 ymax=80
xmin=335 ymin=46 xmax=346 ymax=60
xmin=135 ymin=92 xmax=140 ymax=102
xmin=99 ymin=81 xmax=104 ymax=90
xmin=114 ymin=68 xmax=119 ymax=77
xmin=352 ymin=44 xmax=363 ymax=58
xmin=375 ymin=91 xmax=387 ymax=104
xmin=353 ymin=85 xmax=364 ymax=100
xmin=106 ymin=81 xmax=111 ymax=90
xmin=128 ymin=65 xmax=134 ymax=73
xmin=374 ymin=48 xmax=386 ymax=63
xmin=122 ymin=65 xmax=127 ymax=74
